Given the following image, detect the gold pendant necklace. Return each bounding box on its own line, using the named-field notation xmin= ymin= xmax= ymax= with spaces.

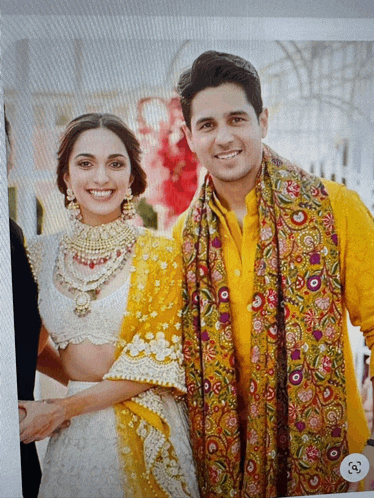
xmin=55 ymin=217 xmax=137 ymax=316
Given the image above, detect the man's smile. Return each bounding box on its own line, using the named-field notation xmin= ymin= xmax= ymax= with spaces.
xmin=214 ymin=150 xmax=242 ymax=160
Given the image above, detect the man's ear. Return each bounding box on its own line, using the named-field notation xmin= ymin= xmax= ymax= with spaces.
xmin=182 ymin=123 xmax=195 ymax=153
xmin=259 ymin=108 xmax=269 ymax=139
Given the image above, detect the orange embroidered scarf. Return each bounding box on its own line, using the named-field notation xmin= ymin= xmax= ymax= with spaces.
xmin=182 ymin=145 xmax=349 ymax=497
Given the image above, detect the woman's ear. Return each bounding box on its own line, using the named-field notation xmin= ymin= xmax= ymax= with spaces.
xmin=63 ymin=172 xmax=71 ymax=190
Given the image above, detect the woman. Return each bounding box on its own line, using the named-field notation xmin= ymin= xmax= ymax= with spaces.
xmin=20 ymin=113 xmax=199 ymax=498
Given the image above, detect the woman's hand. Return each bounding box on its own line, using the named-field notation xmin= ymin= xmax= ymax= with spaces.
xmin=19 ymin=399 xmax=69 ymax=444
xmin=19 ymin=379 xmax=151 ymax=444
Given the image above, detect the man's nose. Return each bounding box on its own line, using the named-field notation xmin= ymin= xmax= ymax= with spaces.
xmin=215 ymin=124 xmax=234 ymax=146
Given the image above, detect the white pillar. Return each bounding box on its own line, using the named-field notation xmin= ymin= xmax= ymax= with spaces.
xmin=0 ymin=81 xmax=23 ymax=497
xmin=14 ymin=38 xmax=37 ymax=240
xmin=73 ymin=39 xmax=85 ymax=117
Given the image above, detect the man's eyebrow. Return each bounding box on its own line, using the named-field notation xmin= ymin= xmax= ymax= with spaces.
xmin=195 ymin=116 xmax=214 ymax=127
xmin=227 ymin=110 xmax=249 ymax=117
xmin=195 ymin=110 xmax=249 ymax=127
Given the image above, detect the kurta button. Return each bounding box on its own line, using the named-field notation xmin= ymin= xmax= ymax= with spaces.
xmin=234 ymin=269 xmax=241 ymax=277
xmin=247 ymin=304 xmax=251 ymax=311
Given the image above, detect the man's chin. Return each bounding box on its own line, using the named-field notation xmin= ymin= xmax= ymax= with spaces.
xmin=212 ymin=170 xmax=254 ymax=184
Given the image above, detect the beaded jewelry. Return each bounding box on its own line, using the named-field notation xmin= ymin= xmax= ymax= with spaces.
xmin=66 ymin=188 xmax=82 ymax=221
xmin=55 ymin=217 xmax=137 ymax=316
xmin=122 ymin=187 xmax=136 ymax=220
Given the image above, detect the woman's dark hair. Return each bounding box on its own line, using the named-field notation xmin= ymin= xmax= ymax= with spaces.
xmin=177 ymin=50 xmax=263 ymax=129
xmin=57 ymin=113 xmax=147 ymax=206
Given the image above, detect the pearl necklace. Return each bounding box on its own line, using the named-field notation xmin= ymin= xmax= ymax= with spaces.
xmin=55 ymin=217 xmax=137 ymax=316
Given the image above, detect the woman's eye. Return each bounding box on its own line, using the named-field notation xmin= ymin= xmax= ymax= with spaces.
xmin=110 ymin=161 xmax=125 ymax=168
xmin=78 ymin=161 xmax=92 ymax=168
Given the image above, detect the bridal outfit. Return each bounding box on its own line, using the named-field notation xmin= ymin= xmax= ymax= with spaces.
xmin=28 ymin=223 xmax=199 ymax=498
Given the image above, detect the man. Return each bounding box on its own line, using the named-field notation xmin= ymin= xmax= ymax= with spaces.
xmin=6 ymin=113 xmax=68 ymax=498
xmin=6 ymin=111 xmax=42 ymax=498
xmin=173 ymin=51 xmax=374 ymax=497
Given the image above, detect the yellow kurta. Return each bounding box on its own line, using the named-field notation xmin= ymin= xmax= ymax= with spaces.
xmin=174 ymin=179 xmax=374 ymax=454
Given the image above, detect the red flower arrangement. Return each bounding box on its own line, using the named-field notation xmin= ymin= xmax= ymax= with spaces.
xmin=137 ymin=96 xmax=199 ymax=226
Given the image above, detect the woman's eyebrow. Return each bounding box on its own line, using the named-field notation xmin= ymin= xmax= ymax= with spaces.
xmin=73 ymin=153 xmax=127 ymax=159
xmin=74 ymin=153 xmax=94 ymax=159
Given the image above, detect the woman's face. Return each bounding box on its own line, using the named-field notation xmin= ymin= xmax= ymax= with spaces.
xmin=64 ymin=127 xmax=133 ymax=226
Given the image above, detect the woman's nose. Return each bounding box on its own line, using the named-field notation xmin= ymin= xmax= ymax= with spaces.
xmin=92 ymin=164 xmax=109 ymax=183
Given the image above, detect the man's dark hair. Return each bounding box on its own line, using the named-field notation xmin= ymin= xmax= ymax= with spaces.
xmin=177 ymin=50 xmax=263 ymax=129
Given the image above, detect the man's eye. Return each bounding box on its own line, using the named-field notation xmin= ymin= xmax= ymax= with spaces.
xmin=232 ymin=117 xmax=244 ymax=123
xmin=200 ymin=122 xmax=213 ymax=130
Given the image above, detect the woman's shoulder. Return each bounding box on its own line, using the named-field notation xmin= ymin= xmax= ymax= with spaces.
xmin=26 ymin=232 xmax=62 ymax=282
xmin=27 ymin=231 xmax=61 ymax=253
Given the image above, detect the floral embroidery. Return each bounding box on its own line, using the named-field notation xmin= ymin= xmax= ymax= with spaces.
xmin=182 ymin=145 xmax=348 ymax=497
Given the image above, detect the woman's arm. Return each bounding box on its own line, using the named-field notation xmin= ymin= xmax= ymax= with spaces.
xmin=36 ymin=324 xmax=69 ymax=385
xmin=19 ymin=379 xmax=152 ymax=444
xmin=38 ymin=324 xmax=49 ymax=355
xmin=37 ymin=337 xmax=69 ymax=386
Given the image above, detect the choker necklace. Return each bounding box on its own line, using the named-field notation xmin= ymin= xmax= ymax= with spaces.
xmin=55 ymin=217 xmax=137 ymax=316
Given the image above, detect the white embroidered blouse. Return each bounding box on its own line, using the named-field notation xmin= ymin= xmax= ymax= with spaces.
xmin=28 ymin=233 xmax=130 ymax=349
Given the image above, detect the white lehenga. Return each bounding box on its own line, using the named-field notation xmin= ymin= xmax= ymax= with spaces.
xmin=28 ymin=232 xmax=200 ymax=498
xmin=38 ymin=383 xmax=197 ymax=498
xmin=38 ymin=381 xmax=126 ymax=498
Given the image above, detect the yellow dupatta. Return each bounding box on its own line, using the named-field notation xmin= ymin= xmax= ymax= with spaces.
xmin=104 ymin=228 xmax=194 ymax=498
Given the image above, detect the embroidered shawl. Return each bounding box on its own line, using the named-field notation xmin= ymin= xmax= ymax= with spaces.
xmin=182 ymin=145 xmax=349 ymax=497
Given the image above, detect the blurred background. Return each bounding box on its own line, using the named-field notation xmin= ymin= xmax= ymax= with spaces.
xmin=2 ymin=13 xmax=374 ymax=461
xmin=4 ymin=38 xmax=374 ymax=234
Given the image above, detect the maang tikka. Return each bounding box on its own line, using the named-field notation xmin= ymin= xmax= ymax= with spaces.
xmin=122 ymin=187 xmax=136 ymax=220
xmin=66 ymin=188 xmax=82 ymax=220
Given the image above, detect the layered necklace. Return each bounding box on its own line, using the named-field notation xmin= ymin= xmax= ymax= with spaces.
xmin=55 ymin=217 xmax=137 ymax=316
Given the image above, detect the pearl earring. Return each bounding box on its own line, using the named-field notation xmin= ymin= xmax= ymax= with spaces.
xmin=66 ymin=188 xmax=82 ymax=220
xmin=121 ymin=188 xmax=136 ymax=220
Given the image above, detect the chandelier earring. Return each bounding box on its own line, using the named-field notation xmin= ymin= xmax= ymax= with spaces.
xmin=122 ymin=187 xmax=136 ymax=220
xmin=66 ymin=188 xmax=82 ymax=221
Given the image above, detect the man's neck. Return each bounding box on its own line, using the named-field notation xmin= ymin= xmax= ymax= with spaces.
xmin=213 ymin=176 xmax=256 ymax=227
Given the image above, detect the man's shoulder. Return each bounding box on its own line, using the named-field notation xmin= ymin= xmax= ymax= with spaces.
xmin=321 ymin=179 xmax=367 ymax=214
xmin=321 ymin=178 xmax=345 ymax=200
xmin=172 ymin=210 xmax=189 ymax=243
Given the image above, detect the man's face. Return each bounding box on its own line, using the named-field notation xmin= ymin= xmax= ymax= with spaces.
xmin=184 ymin=82 xmax=268 ymax=189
